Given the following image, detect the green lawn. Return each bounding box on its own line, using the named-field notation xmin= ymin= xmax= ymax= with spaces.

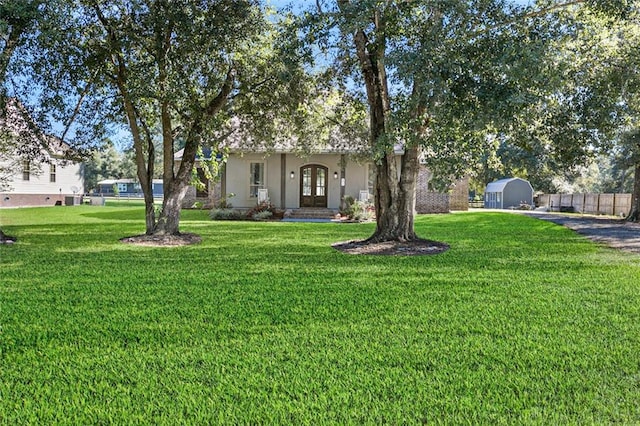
xmin=1 ymin=204 xmax=639 ymax=424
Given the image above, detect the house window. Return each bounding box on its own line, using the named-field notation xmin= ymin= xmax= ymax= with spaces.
xmin=22 ymin=160 xmax=30 ymax=181
xmin=249 ymin=162 xmax=264 ymax=198
xmin=117 ymin=183 xmax=128 ymax=193
xmin=49 ymin=163 xmax=56 ymax=183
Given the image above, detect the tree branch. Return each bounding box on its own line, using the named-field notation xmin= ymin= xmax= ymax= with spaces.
xmin=60 ymin=70 xmax=100 ymax=142
xmin=204 ymin=65 xmax=236 ymax=117
xmin=230 ymin=76 xmax=272 ymax=100
xmin=520 ymin=0 xmax=586 ymax=20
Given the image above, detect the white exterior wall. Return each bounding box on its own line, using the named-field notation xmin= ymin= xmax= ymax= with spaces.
xmin=1 ymin=157 xmax=84 ymax=207
xmin=8 ymin=161 xmax=83 ymax=195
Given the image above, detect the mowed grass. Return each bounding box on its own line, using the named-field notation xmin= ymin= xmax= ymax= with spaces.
xmin=1 ymin=204 xmax=640 ymax=424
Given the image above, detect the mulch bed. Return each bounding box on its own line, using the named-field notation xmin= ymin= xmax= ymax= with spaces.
xmin=120 ymin=233 xmax=202 ymax=247
xmin=332 ymin=238 xmax=450 ymax=256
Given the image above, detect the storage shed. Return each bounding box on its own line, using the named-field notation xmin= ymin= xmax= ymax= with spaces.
xmin=484 ymin=178 xmax=534 ymax=209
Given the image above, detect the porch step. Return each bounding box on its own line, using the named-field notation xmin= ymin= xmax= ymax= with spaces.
xmin=286 ymin=208 xmax=338 ymax=220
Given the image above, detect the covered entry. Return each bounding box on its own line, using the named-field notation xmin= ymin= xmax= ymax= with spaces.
xmin=300 ymin=164 xmax=327 ymax=207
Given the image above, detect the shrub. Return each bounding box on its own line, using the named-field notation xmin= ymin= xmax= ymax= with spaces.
xmin=341 ymin=196 xmax=374 ymax=222
xmin=209 ymin=208 xmax=244 ymax=220
xmin=246 ymin=201 xmax=276 ymax=220
xmin=252 ymin=211 xmax=273 ymax=221
xmin=216 ymin=193 xmax=236 ymax=209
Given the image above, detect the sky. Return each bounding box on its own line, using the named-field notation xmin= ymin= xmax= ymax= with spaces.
xmin=266 ymin=0 xmax=535 ymax=11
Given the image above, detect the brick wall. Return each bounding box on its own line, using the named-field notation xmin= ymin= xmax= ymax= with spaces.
xmin=449 ymin=176 xmax=469 ymax=211
xmin=416 ymin=192 xmax=450 ymax=213
xmin=0 ymin=193 xmax=66 ymax=207
xmin=415 ymin=167 xmax=469 ymax=213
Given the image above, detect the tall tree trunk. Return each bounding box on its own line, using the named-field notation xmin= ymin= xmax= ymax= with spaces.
xmin=153 ymin=130 xmax=198 ymax=235
xmin=627 ymin=161 xmax=640 ymax=222
xmin=343 ymin=3 xmax=419 ymax=242
xmin=95 ymin=3 xmax=158 ymax=233
xmin=151 ymin=67 xmax=235 ymax=236
xmin=368 ymin=146 xmax=419 ymax=242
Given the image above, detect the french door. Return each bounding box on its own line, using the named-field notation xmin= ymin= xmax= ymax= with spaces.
xmin=300 ymin=165 xmax=328 ymax=207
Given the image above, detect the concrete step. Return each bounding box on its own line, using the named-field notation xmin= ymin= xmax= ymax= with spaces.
xmin=286 ymin=208 xmax=338 ymax=219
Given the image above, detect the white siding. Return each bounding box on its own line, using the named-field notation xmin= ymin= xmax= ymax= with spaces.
xmin=9 ymin=160 xmax=83 ymax=195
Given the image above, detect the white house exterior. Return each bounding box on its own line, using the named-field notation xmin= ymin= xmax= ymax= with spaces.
xmin=1 ymin=100 xmax=84 ymax=208
xmin=0 ymin=149 xmax=84 ymax=208
xmin=177 ymin=148 xmax=373 ymax=211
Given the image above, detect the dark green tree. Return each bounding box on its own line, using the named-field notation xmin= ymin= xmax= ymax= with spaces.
xmin=302 ymin=0 xmax=567 ymax=242
xmin=21 ymin=0 xmax=272 ymax=237
xmin=0 ymin=0 xmax=44 ymax=243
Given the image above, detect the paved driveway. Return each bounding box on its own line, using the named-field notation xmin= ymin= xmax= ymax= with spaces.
xmin=520 ymin=212 xmax=640 ymax=254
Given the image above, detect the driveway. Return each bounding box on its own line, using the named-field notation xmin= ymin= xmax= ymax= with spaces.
xmin=520 ymin=211 xmax=640 ymax=254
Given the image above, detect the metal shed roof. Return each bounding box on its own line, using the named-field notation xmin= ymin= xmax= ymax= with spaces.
xmin=485 ymin=177 xmax=530 ymax=193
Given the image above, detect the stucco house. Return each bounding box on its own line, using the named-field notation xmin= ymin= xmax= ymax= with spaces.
xmin=175 ymin=143 xmax=468 ymax=215
xmin=1 ymin=100 xmax=84 ymax=208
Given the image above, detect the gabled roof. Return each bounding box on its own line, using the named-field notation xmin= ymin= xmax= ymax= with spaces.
xmin=173 ymin=115 xmax=383 ymax=160
xmin=485 ymin=177 xmax=532 ymax=193
xmin=1 ymin=98 xmax=72 ymax=159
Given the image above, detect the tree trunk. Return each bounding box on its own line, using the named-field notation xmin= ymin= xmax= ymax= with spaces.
xmin=341 ymin=4 xmax=420 ymax=242
xmin=149 ymin=68 xmax=235 ymax=236
xmin=154 ymin=181 xmax=190 ymax=235
xmin=152 ymin=134 xmax=198 ymax=235
xmin=367 ymin=146 xmax=420 ymax=242
xmin=627 ymin=161 xmax=640 ymax=222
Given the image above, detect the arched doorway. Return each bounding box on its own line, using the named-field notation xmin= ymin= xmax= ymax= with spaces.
xmin=300 ymin=164 xmax=328 ymax=207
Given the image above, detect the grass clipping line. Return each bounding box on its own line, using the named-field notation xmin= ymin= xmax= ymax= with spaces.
xmin=120 ymin=233 xmax=202 ymax=247
xmin=332 ymin=238 xmax=449 ymax=256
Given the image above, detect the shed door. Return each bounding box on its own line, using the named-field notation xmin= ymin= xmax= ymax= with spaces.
xmin=300 ymin=165 xmax=327 ymax=208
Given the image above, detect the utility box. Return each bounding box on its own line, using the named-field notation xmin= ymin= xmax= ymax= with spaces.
xmin=65 ymin=196 xmax=82 ymax=206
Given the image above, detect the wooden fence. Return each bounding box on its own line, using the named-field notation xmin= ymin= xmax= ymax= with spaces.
xmin=536 ymin=193 xmax=632 ymax=216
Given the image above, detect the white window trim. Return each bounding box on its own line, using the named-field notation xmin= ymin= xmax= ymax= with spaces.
xmin=249 ymin=161 xmax=266 ymax=199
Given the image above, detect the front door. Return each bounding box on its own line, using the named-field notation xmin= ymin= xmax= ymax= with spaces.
xmin=300 ymin=165 xmax=328 ymax=207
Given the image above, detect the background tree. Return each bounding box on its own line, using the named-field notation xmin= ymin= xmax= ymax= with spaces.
xmin=18 ymin=0 xmax=271 ymax=237
xmin=529 ymin=2 xmax=640 ymax=219
xmin=0 ymin=0 xmax=44 ymax=243
xmin=83 ymin=140 xmax=128 ymax=193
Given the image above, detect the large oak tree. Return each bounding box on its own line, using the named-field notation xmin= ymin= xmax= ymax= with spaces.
xmin=305 ymin=0 xmax=556 ymax=242
xmin=20 ymin=0 xmax=270 ymax=237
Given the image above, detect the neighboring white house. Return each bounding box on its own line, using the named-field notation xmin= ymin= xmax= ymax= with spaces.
xmin=484 ymin=177 xmax=534 ymax=209
xmin=1 ymin=100 xmax=84 ymax=208
xmin=0 ymin=144 xmax=84 ymax=208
